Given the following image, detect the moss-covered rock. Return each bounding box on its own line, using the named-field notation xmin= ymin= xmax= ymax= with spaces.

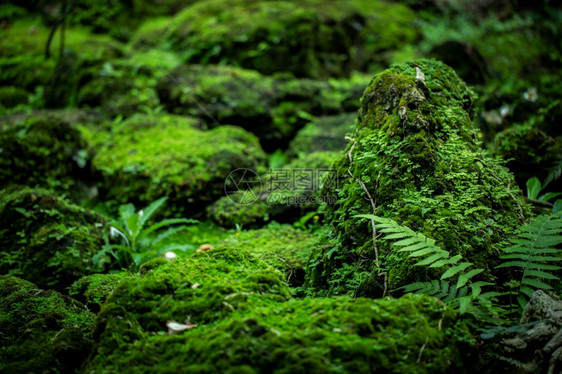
xmin=0 ymin=110 xmax=100 ymax=192
xmin=135 ymin=0 xmax=418 ymax=79
xmin=223 ymin=223 xmax=318 ymax=287
xmin=307 ymin=60 xmax=530 ymax=297
xmin=69 ymin=272 xmax=133 ymax=313
xmin=289 ymin=113 xmax=356 ymax=157
xmin=156 ymin=64 xmax=370 ymax=150
xmin=0 ymin=275 xmax=95 ymax=373
xmin=88 ymin=113 xmax=266 ymax=216
xmin=0 ymin=188 xmax=105 ymax=290
xmin=77 ymin=49 xmax=182 ymax=116
xmin=87 ymin=246 xmax=291 ymax=361
xmin=208 ymin=151 xmax=340 ymax=227
xmin=85 ymin=290 xmax=476 ymax=373
xmin=0 ymin=85 xmax=29 ymax=109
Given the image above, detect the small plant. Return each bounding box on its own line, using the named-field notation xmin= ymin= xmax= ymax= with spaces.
xmin=94 ymin=197 xmax=197 ymax=271
xmin=526 ymin=176 xmax=562 ymax=213
xmin=355 ymin=214 xmax=503 ymax=320
xmin=496 ymin=211 xmax=562 ymax=309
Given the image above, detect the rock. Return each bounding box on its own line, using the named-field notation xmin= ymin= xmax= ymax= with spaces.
xmin=69 ymin=272 xmax=133 ymax=313
xmin=85 ymin=282 xmax=476 ymax=373
xmin=87 ymin=113 xmax=267 ymax=216
xmin=156 ymin=64 xmax=370 ymax=150
xmin=0 ymin=275 xmax=95 ymax=373
xmin=498 ymin=291 xmax=562 ymax=374
xmin=133 ymin=0 xmax=418 ymax=79
xmin=222 ymin=222 xmax=318 ymax=287
xmin=306 ymin=59 xmax=530 ymax=297
xmin=0 ymin=109 xmax=101 ymax=195
xmin=288 ymin=113 xmax=356 ymax=157
xmin=0 ymin=187 xmax=106 ymax=291
xmin=208 ymin=151 xmax=340 ymax=227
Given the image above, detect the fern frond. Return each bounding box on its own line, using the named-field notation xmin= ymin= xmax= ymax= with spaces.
xmin=497 ymin=212 xmax=562 ymax=305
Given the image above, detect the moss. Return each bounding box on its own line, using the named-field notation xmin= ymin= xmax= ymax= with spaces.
xmin=223 ymin=223 xmax=318 ymax=287
xmin=208 ymin=151 xmax=340 ymax=227
xmin=88 ymin=246 xmax=291 ymax=360
xmin=69 ymin=272 xmax=134 ymax=313
xmin=85 ymin=291 xmax=476 ymax=373
xmin=0 ymin=275 xmax=95 ymax=373
xmin=89 ymin=113 xmax=266 ymax=216
xmin=307 ymin=59 xmax=531 ymax=297
xmin=0 ymin=110 xmax=97 ymax=193
xmin=0 ymin=187 xmax=106 ymax=291
xmin=0 ymin=85 xmax=29 ymax=108
xmin=156 ymin=64 xmax=370 ymax=150
xmin=289 ymin=113 xmax=356 ymax=157
xmin=135 ymin=0 xmax=418 ymax=79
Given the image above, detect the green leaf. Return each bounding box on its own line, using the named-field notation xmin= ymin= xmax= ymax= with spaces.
xmin=526 ymin=177 xmax=541 ymax=199
xmin=441 ymin=262 xmax=473 ymax=279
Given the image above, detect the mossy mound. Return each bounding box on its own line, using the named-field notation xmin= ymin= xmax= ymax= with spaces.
xmin=69 ymin=272 xmax=134 ymax=313
xmin=156 ymin=64 xmax=370 ymax=150
xmin=0 ymin=85 xmax=29 ymax=109
xmin=0 ymin=188 xmax=105 ymax=290
xmin=0 ymin=20 xmax=122 ymax=96
xmin=0 ymin=275 xmax=95 ymax=373
xmin=289 ymin=113 xmax=356 ymax=157
xmin=135 ymin=0 xmax=418 ymax=79
xmin=77 ymin=49 xmax=182 ymax=116
xmin=85 ymin=291 xmax=475 ymax=373
xmin=208 ymin=151 xmax=340 ymax=227
xmin=223 ymin=223 xmax=318 ymax=287
xmin=88 ymin=113 xmax=266 ymax=216
xmin=0 ymin=110 xmax=97 ymax=192
xmin=89 ymin=246 xmax=291 ymax=360
xmin=307 ymin=59 xmax=530 ymax=297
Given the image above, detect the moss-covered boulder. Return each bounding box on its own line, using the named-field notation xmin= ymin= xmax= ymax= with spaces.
xmin=85 ymin=290 xmax=476 ymax=373
xmin=69 ymin=272 xmax=133 ymax=313
xmin=77 ymin=49 xmax=182 ymax=116
xmin=289 ymin=113 xmax=356 ymax=157
xmin=87 ymin=246 xmax=291 ymax=361
xmin=88 ymin=113 xmax=266 ymax=216
xmin=0 ymin=275 xmax=95 ymax=373
xmin=135 ymin=0 xmax=418 ymax=79
xmin=0 ymin=110 xmax=98 ymax=192
xmin=0 ymin=188 xmax=105 ymax=290
xmin=223 ymin=223 xmax=318 ymax=287
xmin=0 ymin=85 xmax=29 ymax=109
xmin=156 ymin=64 xmax=370 ymax=150
xmin=208 ymin=151 xmax=340 ymax=227
xmin=307 ymin=60 xmax=530 ymax=297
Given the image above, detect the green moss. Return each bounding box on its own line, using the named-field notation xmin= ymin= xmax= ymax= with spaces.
xmin=69 ymin=272 xmax=134 ymax=313
xmin=0 ymin=85 xmax=29 ymax=108
xmin=223 ymin=223 xmax=318 ymax=287
xmin=0 ymin=187 xmax=106 ymax=291
xmin=0 ymin=110 xmax=97 ymax=192
xmin=89 ymin=113 xmax=266 ymax=216
xmin=0 ymin=275 xmax=95 ymax=373
xmin=85 ymin=291 xmax=476 ymax=373
xmin=136 ymin=0 xmax=418 ymax=79
xmin=88 ymin=246 xmax=290 ymax=359
xmin=289 ymin=113 xmax=356 ymax=157
xmin=307 ymin=59 xmax=531 ymax=297
xmin=156 ymin=64 xmax=370 ymax=150
xmin=208 ymin=151 xmax=340 ymax=227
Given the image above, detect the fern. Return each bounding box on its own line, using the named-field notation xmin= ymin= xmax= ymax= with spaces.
xmin=355 ymin=214 xmax=502 ymax=317
xmin=496 ymin=211 xmax=562 ymax=308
